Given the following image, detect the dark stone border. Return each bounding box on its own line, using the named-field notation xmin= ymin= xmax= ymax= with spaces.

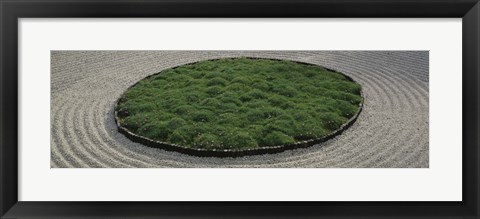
xmin=114 ymin=57 xmax=364 ymax=157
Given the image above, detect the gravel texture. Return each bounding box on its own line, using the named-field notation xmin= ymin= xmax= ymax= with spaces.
xmin=51 ymin=51 xmax=429 ymax=168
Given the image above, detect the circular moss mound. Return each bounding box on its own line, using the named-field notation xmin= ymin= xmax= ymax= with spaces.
xmin=115 ymin=58 xmax=362 ymax=152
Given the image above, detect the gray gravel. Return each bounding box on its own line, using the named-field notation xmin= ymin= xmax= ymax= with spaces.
xmin=50 ymin=51 xmax=429 ymax=168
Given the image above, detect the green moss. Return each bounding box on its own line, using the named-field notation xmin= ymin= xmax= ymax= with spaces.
xmin=320 ymin=112 xmax=347 ymax=130
xmin=206 ymin=77 xmax=229 ymax=87
xmin=263 ymin=131 xmax=295 ymax=146
xmin=194 ymin=134 xmax=222 ymax=149
xmin=137 ymin=121 xmax=170 ymax=140
xmin=205 ymin=86 xmax=224 ymax=96
xmin=166 ymin=117 xmax=187 ymax=130
xmin=168 ymin=129 xmax=190 ymax=145
xmin=116 ymin=57 xmax=362 ymax=150
xmin=173 ymin=105 xmax=195 ymax=115
xmin=220 ymin=129 xmax=258 ymax=149
xmin=267 ymin=95 xmax=294 ymax=109
xmin=240 ymin=89 xmax=267 ymax=102
xmin=191 ymin=110 xmax=214 ymax=122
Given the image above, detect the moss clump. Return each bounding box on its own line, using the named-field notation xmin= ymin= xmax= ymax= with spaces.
xmin=263 ymin=131 xmax=295 ymax=146
xmin=116 ymin=57 xmax=362 ymax=150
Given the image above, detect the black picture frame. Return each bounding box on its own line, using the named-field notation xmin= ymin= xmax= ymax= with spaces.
xmin=1 ymin=0 xmax=479 ymax=218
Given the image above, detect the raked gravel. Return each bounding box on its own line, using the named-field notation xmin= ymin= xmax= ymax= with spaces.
xmin=51 ymin=51 xmax=429 ymax=168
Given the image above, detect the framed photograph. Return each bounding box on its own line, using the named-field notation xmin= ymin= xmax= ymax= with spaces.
xmin=1 ymin=0 xmax=479 ymax=218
